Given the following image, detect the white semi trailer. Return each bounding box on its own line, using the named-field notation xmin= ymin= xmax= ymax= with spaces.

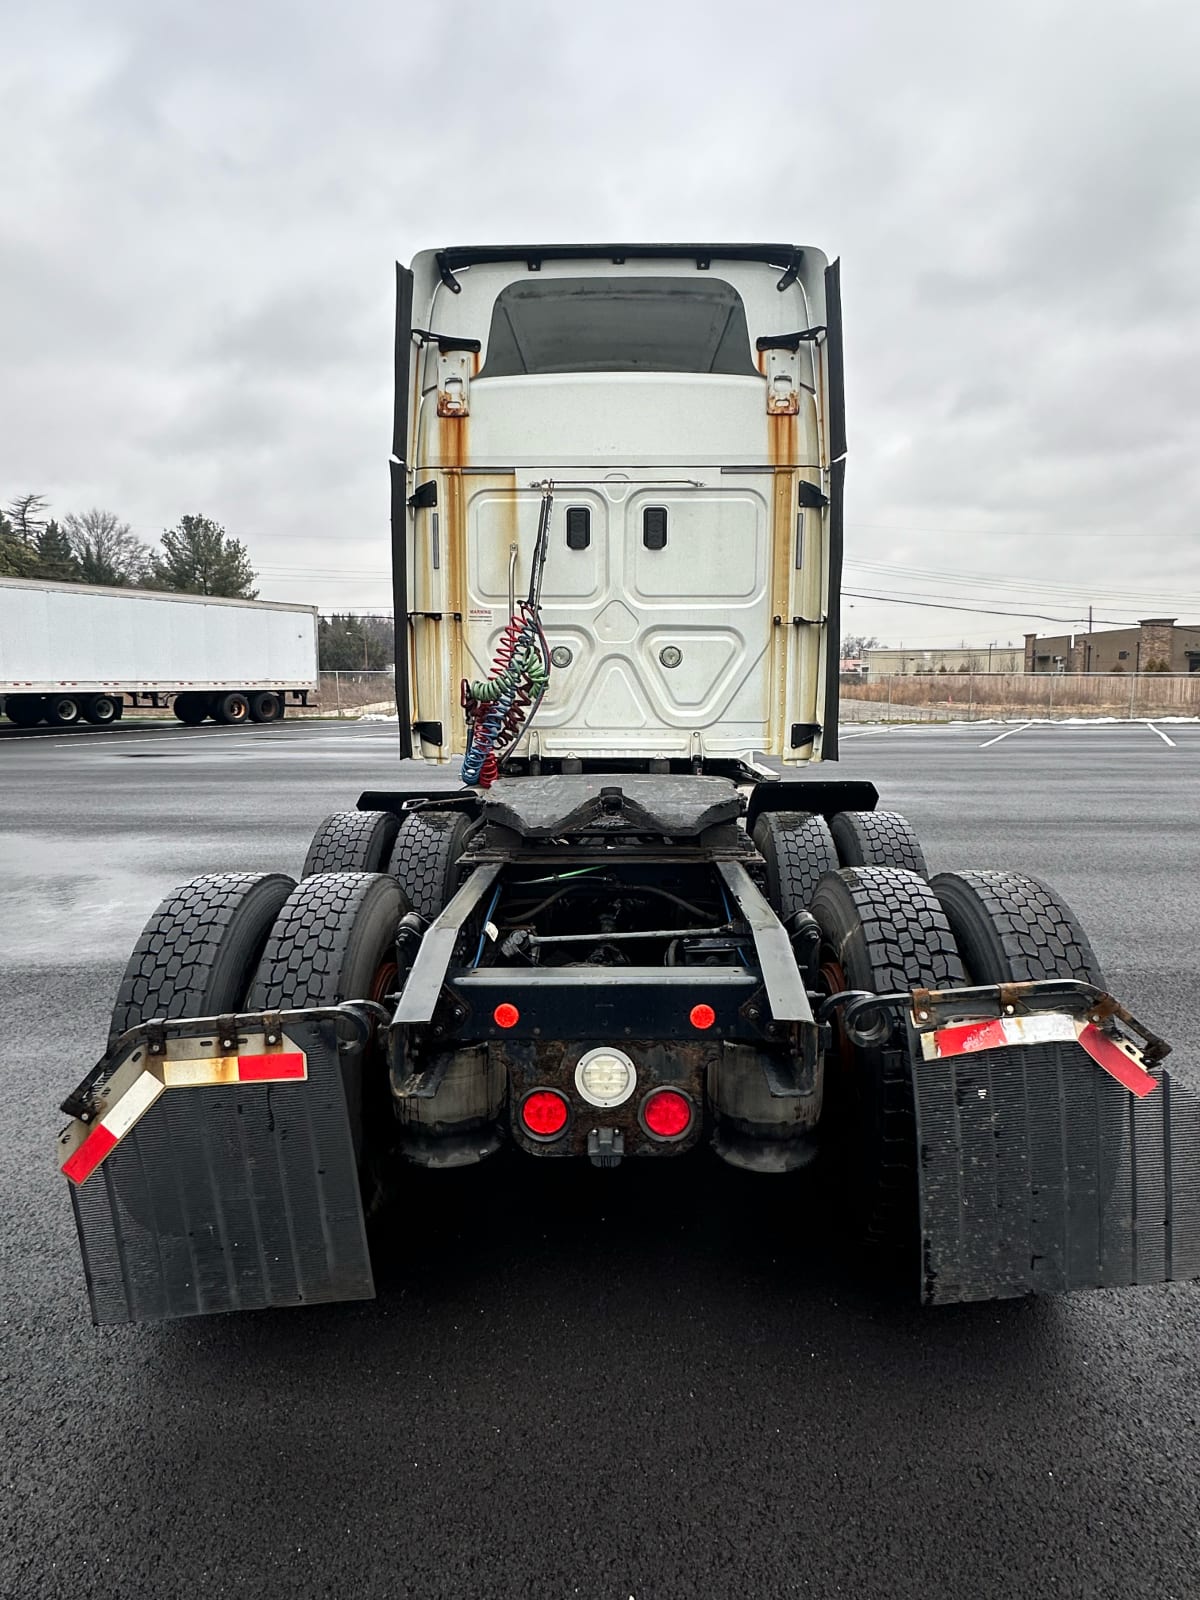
xmin=0 ymin=577 xmax=319 ymax=727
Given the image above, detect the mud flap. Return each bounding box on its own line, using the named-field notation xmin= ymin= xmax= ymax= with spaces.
xmin=67 ymin=1018 xmax=374 ymax=1325
xmin=911 ymin=1035 xmax=1200 ymax=1305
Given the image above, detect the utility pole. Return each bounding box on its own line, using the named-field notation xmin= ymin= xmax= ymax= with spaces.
xmin=1086 ymin=605 xmax=1092 ymax=672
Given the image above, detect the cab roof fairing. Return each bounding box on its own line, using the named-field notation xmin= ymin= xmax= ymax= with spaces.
xmin=404 ymin=241 xmax=831 ymax=321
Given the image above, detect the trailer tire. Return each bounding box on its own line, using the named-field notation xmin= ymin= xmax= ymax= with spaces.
xmin=246 ymin=873 xmax=405 ymax=1167
xmin=46 ymin=695 xmax=82 ymax=727
xmin=82 ymin=695 xmax=121 ymax=725
xmin=108 ymin=872 xmax=297 ymax=1050
xmin=173 ymin=693 xmax=208 ymax=725
xmin=931 ymin=870 xmax=1104 ymax=986
xmin=389 ymin=809 xmax=474 ymax=920
xmin=830 ymin=810 xmax=927 ymax=876
xmin=752 ymin=811 xmax=838 ymax=917
xmin=303 ymin=810 xmax=400 ymax=877
xmin=248 ymin=691 xmax=283 ymax=723
xmin=212 ymin=692 xmax=250 ymax=725
xmin=810 ymin=866 xmax=965 ymax=1250
xmin=4 ymin=695 xmax=46 ymax=727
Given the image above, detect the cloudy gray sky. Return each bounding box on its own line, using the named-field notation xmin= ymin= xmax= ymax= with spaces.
xmin=4 ymin=0 xmax=1199 ymax=646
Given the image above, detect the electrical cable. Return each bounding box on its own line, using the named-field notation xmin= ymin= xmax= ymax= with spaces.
xmin=460 ymin=486 xmax=555 ymax=787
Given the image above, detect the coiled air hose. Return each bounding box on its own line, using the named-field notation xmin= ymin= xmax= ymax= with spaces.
xmin=461 ymin=485 xmax=554 ymax=787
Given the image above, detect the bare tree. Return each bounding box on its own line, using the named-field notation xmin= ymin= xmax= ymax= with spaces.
xmin=841 ymin=632 xmax=882 ymax=657
xmin=64 ymin=509 xmax=152 ymax=587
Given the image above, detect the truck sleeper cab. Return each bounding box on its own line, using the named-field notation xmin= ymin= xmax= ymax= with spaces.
xmin=391 ymin=244 xmax=845 ymax=770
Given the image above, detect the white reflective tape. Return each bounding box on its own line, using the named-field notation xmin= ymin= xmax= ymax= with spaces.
xmin=101 ymin=1070 xmax=165 ymax=1140
xmin=924 ymin=1012 xmax=1095 ymax=1060
xmin=1001 ymin=1014 xmax=1079 ymax=1047
xmin=163 ymin=1056 xmax=240 ymax=1088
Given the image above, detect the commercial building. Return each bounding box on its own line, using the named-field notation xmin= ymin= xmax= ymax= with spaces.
xmin=1023 ymin=618 xmax=1200 ymax=674
xmin=864 ymin=645 xmax=1024 ymax=676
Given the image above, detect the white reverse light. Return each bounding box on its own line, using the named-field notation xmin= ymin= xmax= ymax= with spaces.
xmin=574 ymin=1047 xmax=636 ymax=1108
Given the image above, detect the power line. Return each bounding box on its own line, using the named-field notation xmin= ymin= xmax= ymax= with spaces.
xmin=845 ymin=558 xmax=1200 ymax=611
xmin=843 ymin=590 xmax=1129 ymax=625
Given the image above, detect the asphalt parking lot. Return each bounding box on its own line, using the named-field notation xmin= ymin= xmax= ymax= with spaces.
xmin=3 ymin=717 xmax=1199 ymax=1600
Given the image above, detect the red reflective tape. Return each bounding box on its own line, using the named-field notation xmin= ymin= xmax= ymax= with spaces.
xmin=932 ymin=1019 xmax=1009 ymax=1058
xmin=236 ymin=1052 xmax=306 ymax=1082
xmin=1077 ymin=1023 xmax=1158 ymax=1099
xmin=61 ymin=1124 xmax=118 ymax=1185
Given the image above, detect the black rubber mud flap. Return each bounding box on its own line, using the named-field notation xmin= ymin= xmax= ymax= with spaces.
xmin=911 ymin=1034 xmax=1200 ymax=1305
xmin=68 ymin=1017 xmax=374 ymax=1325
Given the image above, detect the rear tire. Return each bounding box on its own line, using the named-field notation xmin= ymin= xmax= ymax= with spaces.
xmin=389 ymin=809 xmax=474 ymax=919
xmin=4 ymin=695 xmax=46 ymax=727
xmin=213 ymin=692 xmax=250 ymax=725
xmin=246 ymin=873 xmax=405 ymax=1169
xmin=82 ymin=695 xmax=121 ymax=726
xmin=303 ymin=810 xmax=400 ymax=876
xmin=752 ymin=812 xmax=838 ymax=918
xmin=830 ymin=810 xmax=927 ymax=876
xmin=810 ymin=866 xmax=964 ymax=1250
xmin=248 ymin=691 xmax=283 ymax=723
xmin=108 ymin=872 xmax=297 ymax=1049
xmin=931 ymin=870 xmax=1104 ymax=985
xmin=931 ymin=870 xmax=1123 ymax=1210
xmin=45 ymin=695 xmax=82 ymax=727
xmin=173 ymin=693 xmax=208 ymax=725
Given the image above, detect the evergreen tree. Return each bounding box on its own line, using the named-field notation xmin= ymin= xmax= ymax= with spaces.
xmin=318 ymin=614 xmax=391 ymax=670
xmin=0 ymin=513 xmax=36 ymax=577
xmin=150 ymin=514 xmax=258 ymax=598
xmin=5 ymin=493 xmax=49 ymax=546
xmin=32 ymin=520 xmax=82 ymax=582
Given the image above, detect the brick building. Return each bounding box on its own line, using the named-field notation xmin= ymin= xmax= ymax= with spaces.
xmin=1023 ymin=618 xmax=1200 ymax=674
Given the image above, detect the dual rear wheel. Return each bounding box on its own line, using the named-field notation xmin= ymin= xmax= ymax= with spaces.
xmin=303 ymin=806 xmax=473 ymax=920
xmin=173 ymin=691 xmax=286 ymax=725
xmin=109 ymin=870 xmax=409 ymax=1183
xmin=4 ymin=693 xmax=122 ymax=727
xmin=755 ymin=807 xmax=1105 ymax=1250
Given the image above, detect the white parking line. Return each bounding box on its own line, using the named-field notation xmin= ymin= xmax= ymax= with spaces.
xmin=18 ymin=722 xmax=397 ymax=749
xmin=1146 ymin=722 xmax=1177 ymax=747
xmin=979 ymin=722 xmax=1033 ymax=748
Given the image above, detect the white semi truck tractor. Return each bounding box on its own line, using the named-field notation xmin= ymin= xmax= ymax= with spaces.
xmin=58 ymin=245 xmax=1199 ymax=1322
xmin=0 ymin=578 xmax=318 ymax=728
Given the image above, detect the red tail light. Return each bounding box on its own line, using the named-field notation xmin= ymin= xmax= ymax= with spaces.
xmin=641 ymin=1088 xmax=693 ymax=1140
xmin=520 ymin=1089 xmax=569 ymax=1138
xmin=689 ymin=1003 xmax=715 ymax=1030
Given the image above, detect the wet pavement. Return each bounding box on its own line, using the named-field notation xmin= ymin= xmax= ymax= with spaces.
xmin=3 ymin=717 xmax=1198 ymax=1600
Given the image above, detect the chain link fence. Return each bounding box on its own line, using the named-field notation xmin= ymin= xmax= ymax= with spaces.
xmin=840 ymin=672 xmax=1200 ymax=724
xmin=317 ymin=671 xmax=398 ymax=717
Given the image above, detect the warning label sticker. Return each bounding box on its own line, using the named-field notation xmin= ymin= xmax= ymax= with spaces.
xmin=468 ymin=607 xmax=495 ymax=624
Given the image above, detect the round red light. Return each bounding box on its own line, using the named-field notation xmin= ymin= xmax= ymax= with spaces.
xmin=521 ymin=1090 xmax=569 ymax=1138
xmin=689 ymin=1003 xmax=715 ymax=1030
xmin=642 ymin=1089 xmax=692 ymax=1139
xmin=493 ymin=1002 xmax=520 ymax=1029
